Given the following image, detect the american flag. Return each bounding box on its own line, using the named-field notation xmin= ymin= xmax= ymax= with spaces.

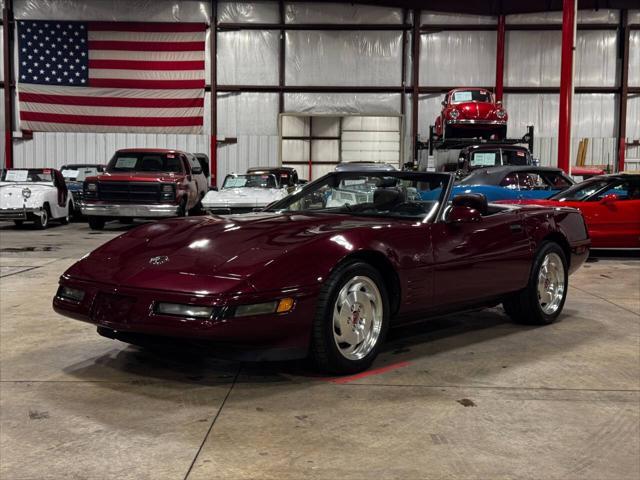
xmin=17 ymin=20 xmax=206 ymax=133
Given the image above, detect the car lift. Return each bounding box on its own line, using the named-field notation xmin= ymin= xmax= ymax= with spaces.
xmin=425 ymin=125 xmax=535 ymax=156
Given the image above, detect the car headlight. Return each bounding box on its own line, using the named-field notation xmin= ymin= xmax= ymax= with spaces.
xmin=233 ymin=298 xmax=295 ymax=317
xmin=22 ymin=188 xmax=31 ymax=199
xmin=156 ymin=302 xmax=215 ymax=319
xmin=449 ymin=109 xmax=460 ymax=119
xmin=57 ymin=285 xmax=85 ymax=302
xmin=496 ymin=109 xmax=506 ymax=119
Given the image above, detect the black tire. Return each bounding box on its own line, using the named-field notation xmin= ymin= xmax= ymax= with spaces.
xmin=310 ymin=261 xmax=390 ymax=375
xmin=59 ymin=202 xmax=71 ymax=225
xmin=88 ymin=216 xmax=106 ymax=230
xmin=177 ymin=197 xmax=189 ymax=217
xmin=13 ymin=220 xmax=24 ymax=227
xmin=36 ymin=205 xmax=50 ymax=229
xmin=503 ymin=242 xmax=568 ymax=325
xmin=118 ymin=217 xmax=134 ymax=224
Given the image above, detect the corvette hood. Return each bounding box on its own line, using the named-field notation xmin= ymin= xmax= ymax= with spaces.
xmin=202 ymin=188 xmax=287 ymax=208
xmin=65 ymin=212 xmax=389 ymax=294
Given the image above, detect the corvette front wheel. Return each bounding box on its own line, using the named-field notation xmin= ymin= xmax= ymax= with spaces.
xmin=311 ymin=262 xmax=389 ymax=375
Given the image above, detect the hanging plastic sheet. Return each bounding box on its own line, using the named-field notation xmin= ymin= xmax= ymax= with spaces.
xmin=417 ymin=93 xmax=443 ymax=138
xmin=14 ymin=0 xmax=210 ymax=22
xmin=217 ymin=2 xmax=278 ymax=24
xmin=572 ymin=94 xmax=617 ymax=138
xmin=419 ymin=31 xmax=496 ymax=86
xmin=506 ymin=9 xmax=619 ymax=25
xmin=628 ymin=95 xmax=640 ymax=139
xmin=286 ymin=31 xmax=402 ymax=86
xmin=421 ymin=11 xmax=496 ymax=25
xmin=217 ymin=92 xmax=278 ymax=136
xmin=503 ymin=94 xmax=559 ymax=137
xmin=630 ymin=31 xmax=640 ymax=87
xmin=285 ymin=3 xmax=402 ymax=24
xmin=506 ymin=31 xmax=617 ymax=87
xmin=284 ymin=93 xmax=401 ymax=115
xmin=629 ymin=10 xmax=640 ymax=25
xmin=217 ymin=31 xmax=279 ymax=85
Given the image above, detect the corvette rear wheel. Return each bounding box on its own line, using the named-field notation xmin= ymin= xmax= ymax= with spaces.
xmin=503 ymin=242 xmax=568 ymax=325
xmin=311 ymin=261 xmax=389 ymax=374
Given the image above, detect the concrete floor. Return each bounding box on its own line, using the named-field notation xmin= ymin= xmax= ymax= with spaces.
xmin=1 ymin=220 xmax=638 ymax=480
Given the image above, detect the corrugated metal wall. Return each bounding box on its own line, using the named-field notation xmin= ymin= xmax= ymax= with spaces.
xmin=2 ymin=2 xmax=640 ymax=175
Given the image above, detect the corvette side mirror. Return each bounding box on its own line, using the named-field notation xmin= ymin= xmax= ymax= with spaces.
xmin=447 ymin=205 xmax=482 ymax=224
xmin=601 ymin=193 xmax=619 ymax=204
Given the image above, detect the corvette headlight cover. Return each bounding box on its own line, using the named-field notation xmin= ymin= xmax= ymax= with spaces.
xmin=233 ymin=298 xmax=295 ymax=317
xmin=57 ymin=285 xmax=85 ymax=302
xmin=156 ymin=302 xmax=215 ymax=319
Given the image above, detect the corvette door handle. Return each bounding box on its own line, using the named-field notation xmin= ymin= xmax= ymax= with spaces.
xmin=510 ymin=224 xmax=523 ymax=233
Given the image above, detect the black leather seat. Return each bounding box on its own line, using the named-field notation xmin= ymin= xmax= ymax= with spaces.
xmin=374 ymin=187 xmax=406 ymax=211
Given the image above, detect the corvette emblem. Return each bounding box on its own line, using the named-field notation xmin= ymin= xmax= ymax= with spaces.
xmin=149 ymin=256 xmax=169 ymax=266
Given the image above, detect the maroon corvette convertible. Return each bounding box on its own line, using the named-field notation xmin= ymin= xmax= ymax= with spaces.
xmin=54 ymin=171 xmax=590 ymax=374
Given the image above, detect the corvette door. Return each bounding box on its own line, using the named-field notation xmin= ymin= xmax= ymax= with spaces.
xmin=584 ymin=179 xmax=640 ymax=248
xmin=431 ymin=209 xmax=532 ymax=307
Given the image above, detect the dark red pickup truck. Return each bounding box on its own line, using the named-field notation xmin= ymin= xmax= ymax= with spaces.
xmin=81 ymin=148 xmax=209 ymax=230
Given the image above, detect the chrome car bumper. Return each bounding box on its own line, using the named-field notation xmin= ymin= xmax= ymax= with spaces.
xmin=80 ymin=202 xmax=181 ymax=218
xmin=0 ymin=206 xmax=43 ymax=220
xmin=447 ymin=119 xmax=507 ymax=126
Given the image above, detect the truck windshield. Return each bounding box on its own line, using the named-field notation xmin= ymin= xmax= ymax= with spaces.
xmin=107 ymin=153 xmax=183 ymax=173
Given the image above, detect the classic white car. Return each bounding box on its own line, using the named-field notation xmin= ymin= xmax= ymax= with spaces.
xmin=202 ymin=172 xmax=289 ymax=214
xmin=0 ymin=168 xmax=73 ymax=228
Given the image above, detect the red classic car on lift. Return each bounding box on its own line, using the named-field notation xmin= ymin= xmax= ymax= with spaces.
xmin=435 ymin=88 xmax=508 ymax=140
xmin=54 ymin=171 xmax=590 ymax=375
xmin=500 ymin=174 xmax=640 ymax=249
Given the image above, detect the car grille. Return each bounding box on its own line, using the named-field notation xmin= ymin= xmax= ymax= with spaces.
xmin=97 ymin=182 xmax=162 ymax=203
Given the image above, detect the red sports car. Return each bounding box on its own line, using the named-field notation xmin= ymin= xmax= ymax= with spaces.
xmin=500 ymin=174 xmax=640 ymax=249
xmin=53 ymin=171 xmax=590 ymax=374
xmin=435 ymin=88 xmax=508 ymax=140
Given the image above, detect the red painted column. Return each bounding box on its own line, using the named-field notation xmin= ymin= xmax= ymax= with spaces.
xmin=557 ymin=0 xmax=576 ymax=173
xmin=495 ymin=15 xmax=505 ymax=101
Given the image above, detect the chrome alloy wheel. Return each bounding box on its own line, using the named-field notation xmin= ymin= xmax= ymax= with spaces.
xmin=332 ymin=275 xmax=383 ymax=361
xmin=537 ymin=252 xmax=565 ymax=315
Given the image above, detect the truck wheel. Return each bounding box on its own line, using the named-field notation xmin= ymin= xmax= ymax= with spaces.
xmin=60 ymin=202 xmax=71 ymax=225
xmin=178 ymin=198 xmax=189 ymax=217
xmin=503 ymin=242 xmax=568 ymax=325
xmin=88 ymin=216 xmax=106 ymax=230
xmin=310 ymin=261 xmax=389 ymax=375
xmin=36 ymin=206 xmax=50 ymax=229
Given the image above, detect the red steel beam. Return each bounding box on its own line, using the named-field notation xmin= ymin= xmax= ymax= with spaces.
xmin=495 ymin=15 xmax=505 ymax=101
xmin=3 ymin=1 xmax=13 ymax=169
xmin=557 ymin=0 xmax=576 ymax=173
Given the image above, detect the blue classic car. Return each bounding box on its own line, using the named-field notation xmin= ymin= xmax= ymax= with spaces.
xmin=451 ymin=166 xmax=574 ymax=202
xmin=60 ymin=164 xmax=105 ymax=217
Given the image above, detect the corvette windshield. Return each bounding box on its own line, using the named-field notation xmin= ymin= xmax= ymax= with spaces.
xmin=266 ymin=172 xmax=449 ymax=221
xmin=223 ymin=174 xmax=278 ymax=189
xmin=549 ymin=179 xmax=611 ymax=201
xmin=1 ymin=169 xmax=54 ymax=183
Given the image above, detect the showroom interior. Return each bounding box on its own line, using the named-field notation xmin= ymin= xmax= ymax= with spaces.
xmin=0 ymin=0 xmax=639 ymax=479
